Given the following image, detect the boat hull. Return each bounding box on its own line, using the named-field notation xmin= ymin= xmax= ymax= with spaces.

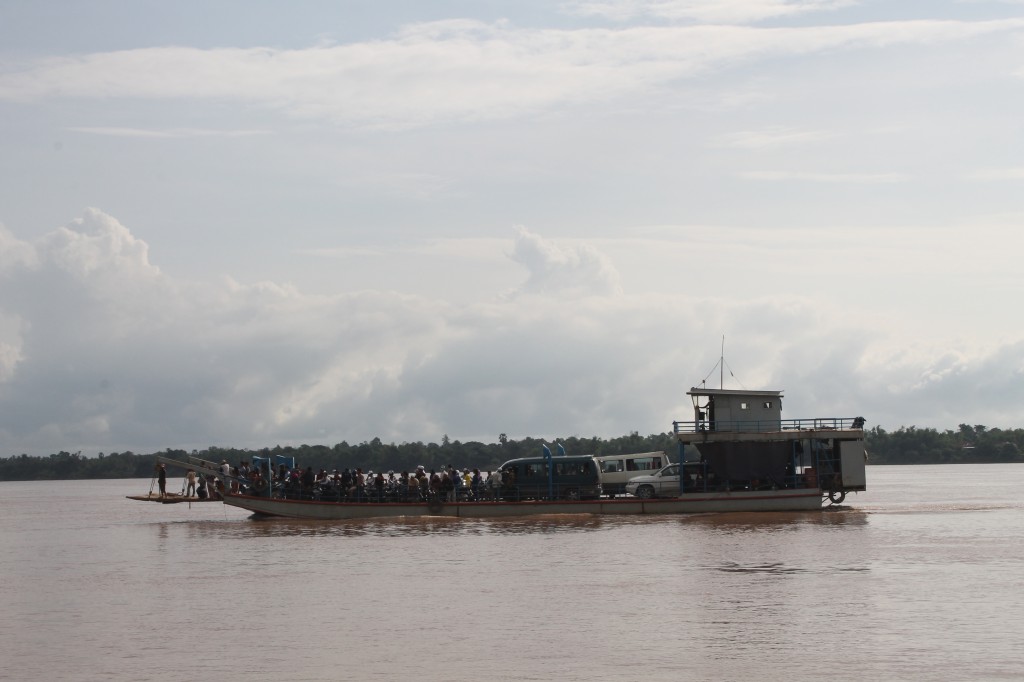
xmin=221 ymin=489 xmax=823 ymax=520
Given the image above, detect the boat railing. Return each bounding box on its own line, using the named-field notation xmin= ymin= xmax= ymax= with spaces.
xmin=266 ymin=481 xmax=603 ymax=504
xmin=672 ymin=416 xmax=865 ymax=435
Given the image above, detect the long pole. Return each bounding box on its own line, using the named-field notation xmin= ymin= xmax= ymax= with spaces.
xmin=543 ymin=444 xmax=553 ymax=500
xmin=720 ymin=335 xmax=725 ymax=389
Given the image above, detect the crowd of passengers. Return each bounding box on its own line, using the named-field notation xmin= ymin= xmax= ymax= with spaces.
xmin=228 ymin=461 xmax=515 ymax=502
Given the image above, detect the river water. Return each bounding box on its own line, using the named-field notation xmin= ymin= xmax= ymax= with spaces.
xmin=1 ymin=464 xmax=1022 ymax=681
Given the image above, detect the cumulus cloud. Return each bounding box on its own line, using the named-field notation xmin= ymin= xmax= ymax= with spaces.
xmin=41 ymin=209 xmax=159 ymax=281
xmin=2 ymin=210 xmax=1024 ymax=456
xmin=0 ymin=211 xmax=452 ymax=453
xmin=0 ymin=18 xmax=1021 ymax=130
xmin=508 ymin=227 xmax=623 ymax=297
xmin=0 ymin=224 xmax=38 ymax=271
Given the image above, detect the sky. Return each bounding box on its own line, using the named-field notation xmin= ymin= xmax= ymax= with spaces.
xmin=1 ymin=0 xmax=1023 ymax=456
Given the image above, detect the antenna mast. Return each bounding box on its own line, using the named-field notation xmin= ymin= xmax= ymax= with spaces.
xmin=720 ymin=335 xmax=725 ymax=389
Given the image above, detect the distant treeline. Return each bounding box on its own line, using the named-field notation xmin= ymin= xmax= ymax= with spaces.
xmin=0 ymin=432 xmax=677 ymax=481
xmin=1 ymin=424 xmax=1022 ymax=481
xmin=865 ymin=424 xmax=1024 ymax=465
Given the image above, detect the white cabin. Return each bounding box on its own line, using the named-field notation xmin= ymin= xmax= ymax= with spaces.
xmin=688 ymin=387 xmax=782 ymax=433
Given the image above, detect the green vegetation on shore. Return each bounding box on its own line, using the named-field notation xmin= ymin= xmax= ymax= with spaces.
xmin=1 ymin=424 xmax=1022 ymax=481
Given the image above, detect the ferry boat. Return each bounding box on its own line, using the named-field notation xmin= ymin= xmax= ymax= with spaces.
xmin=213 ymin=386 xmax=867 ymax=520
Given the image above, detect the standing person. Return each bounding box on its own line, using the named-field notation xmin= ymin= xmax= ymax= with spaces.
xmin=185 ymin=469 xmax=197 ymax=497
xmin=429 ymin=469 xmax=441 ymax=499
xmin=441 ymin=470 xmax=455 ymax=502
xmin=301 ymin=466 xmax=315 ymax=496
xmin=157 ymin=463 xmax=167 ymax=499
xmin=471 ymin=469 xmax=482 ymax=499
xmin=447 ymin=466 xmax=461 ymax=502
xmin=489 ymin=469 xmax=503 ymax=500
xmin=249 ymin=468 xmax=263 ymax=494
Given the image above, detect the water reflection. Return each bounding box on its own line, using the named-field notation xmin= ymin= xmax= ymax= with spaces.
xmin=168 ymin=507 xmax=871 ymax=541
xmin=678 ymin=508 xmax=869 ymax=531
xmin=178 ymin=513 xmax=615 ymax=539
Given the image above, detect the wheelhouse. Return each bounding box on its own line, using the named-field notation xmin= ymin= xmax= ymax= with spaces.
xmin=674 ymin=387 xmax=866 ymax=502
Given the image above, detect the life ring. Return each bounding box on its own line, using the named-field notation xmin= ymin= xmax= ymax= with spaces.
xmin=828 ymin=490 xmax=846 ymax=505
xmin=427 ymin=498 xmax=443 ymax=514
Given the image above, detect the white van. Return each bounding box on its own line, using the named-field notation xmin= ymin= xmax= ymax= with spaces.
xmin=595 ymin=452 xmax=672 ymax=497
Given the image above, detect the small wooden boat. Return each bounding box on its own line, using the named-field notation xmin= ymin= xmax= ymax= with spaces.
xmin=125 ymin=492 xmax=219 ymax=504
xmin=127 ymin=455 xmax=238 ymax=505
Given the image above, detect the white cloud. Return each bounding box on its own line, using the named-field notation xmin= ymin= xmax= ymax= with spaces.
xmin=1 ymin=0 xmax=1022 ymax=462
xmin=508 ymin=227 xmax=624 ymax=297
xmin=1 ymin=19 xmax=1021 ymax=130
xmin=2 ymin=210 xmax=1024 ymax=456
xmin=41 ymin=208 xmax=159 ymax=281
xmin=0 ymin=224 xmax=38 ymax=271
xmin=563 ymin=0 xmax=858 ymax=24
